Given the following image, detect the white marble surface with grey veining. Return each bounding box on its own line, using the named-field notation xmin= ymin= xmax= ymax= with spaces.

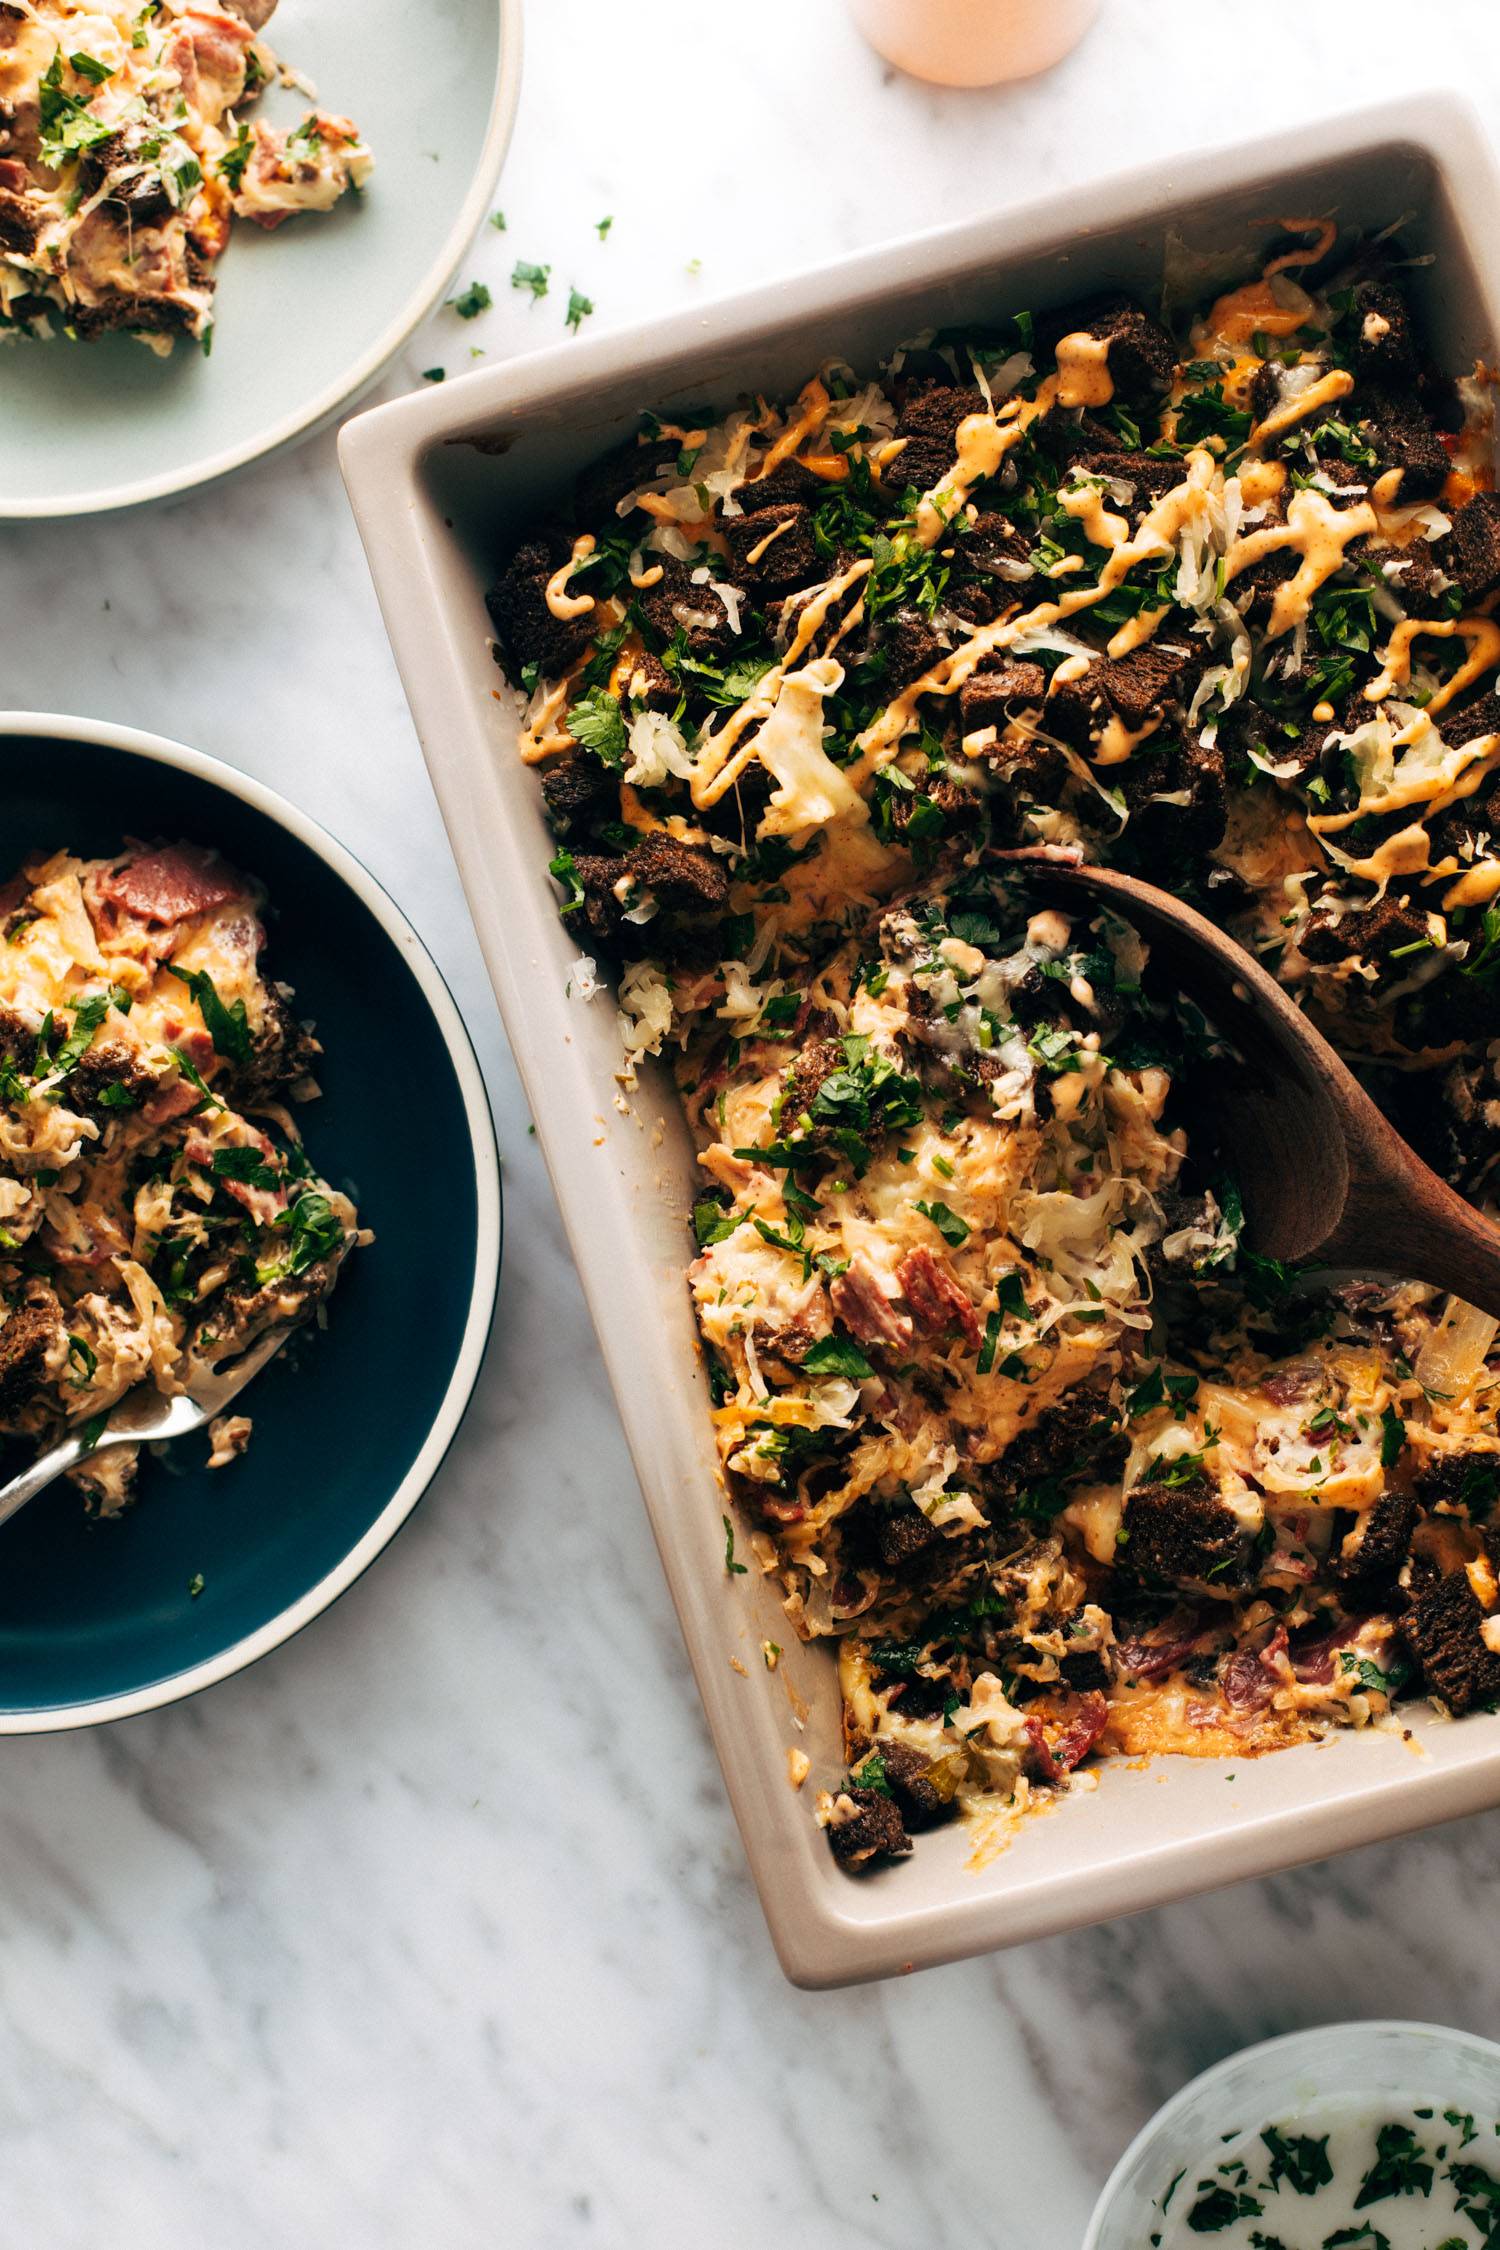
xmin=4 ymin=4 xmax=1500 ymax=2244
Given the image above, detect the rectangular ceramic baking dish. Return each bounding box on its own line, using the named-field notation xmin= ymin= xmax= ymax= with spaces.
xmin=341 ymin=95 xmax=1500 ymax=1989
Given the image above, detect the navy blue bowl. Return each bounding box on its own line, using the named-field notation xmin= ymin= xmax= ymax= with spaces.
xmin=0 ymin=716 xmax=501 ymax=1727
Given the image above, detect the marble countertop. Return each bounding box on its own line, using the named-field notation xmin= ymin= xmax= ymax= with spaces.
xmin=6 ymin=4 xmax=1500 ymax=2244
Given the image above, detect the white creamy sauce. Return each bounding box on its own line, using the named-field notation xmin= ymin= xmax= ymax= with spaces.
xmin=1153 ymin=2095 xmax=1500 ymax=2246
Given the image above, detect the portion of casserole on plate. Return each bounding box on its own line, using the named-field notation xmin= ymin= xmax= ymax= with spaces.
xmin=0 ymin=840 xmax=360 ymax=1511
xmin=0 ymin=0 xmax=371 ymax=351
xmin=488 ymin=221 xmax=1500 ymax=1870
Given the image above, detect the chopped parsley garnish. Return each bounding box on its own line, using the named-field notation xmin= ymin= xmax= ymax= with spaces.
xmin=800 ymin=1335 xmax=875 ymax=1381
xmin=1463 ymin=903 xmax=1500 ymax=987
xmin=692 ymin=1196 xmax=739 ymax=1248
xmin=219 ymin=122 xmax=255 ymax=192
xmin=1354 ymin=2122 xmax=1434 ymax=2209
xmin=1174 ymin=383 xmax=1252 ymax=450
xmin=1185 ymin=2181 xmax=1262 ymax=2231
xmin=753 ymin=1213 xmax=810 ymax=1277
xmin=787 ymin=1047 xmax=925 ymax=1174
xmin=1448 ymin=2156 xmax=1500 ymax=2237
xmin=450 ymin=280 xmax=493 ymax=320
xmin=1310 ymin=414 xmax=1379 ymax=468
xmin=1339 ymin=1651 xmax=1410 ymax=1699
xmin=211 ymin=1146 xmax=281 ymax=1192
xmin=166 ymin=965 xmax=252 ymax=1066
xmin=51 ymin=993 xmax=109 ymax=1077
xmin=565 ymin=287 xmax=594 ymax=334
xmin=666 ymin=645 xmax=777 ymax=708
xmin=285 ymin=1190 xmax=343 ymax=1273
xmin=256 ymin=1189 xmax=344 ymax=1282
xmin=914 ymin=1199 xmax=969 ymax=1248
xmin=1260 ymin=2124 xmax=1333 ymax=2196
xmin=172 ymin=1048 xmax=221 ymax=1115
xmin=510 ymin=261 xmax=550 ymax=303
xmin=1378 ymin=1402 xmax=1406 ymax=1469
xmin=1128 ymin=1365 xmax=1166 ymax=1417
xmin=565 ymin=688 xmax=628 ymax=768
xmin=37 ymin=51 xmax=115 ymax=168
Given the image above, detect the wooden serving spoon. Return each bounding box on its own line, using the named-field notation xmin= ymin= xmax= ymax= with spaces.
xmin=996 ymin=847 xmax=1500 ymax=1318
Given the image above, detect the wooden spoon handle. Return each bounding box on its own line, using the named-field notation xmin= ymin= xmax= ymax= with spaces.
xmin=1328 ymin=1167 xmax=1500 ymax=1322
xmin=991 ymin=847 xmax=1500 ymax=1318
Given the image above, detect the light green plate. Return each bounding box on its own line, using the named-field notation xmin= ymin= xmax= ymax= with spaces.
xmin=0 ymin=0 xmax=521 ymax=518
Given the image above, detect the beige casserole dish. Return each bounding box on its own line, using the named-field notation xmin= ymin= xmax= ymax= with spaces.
xmin=340 ymin=96 xmax=1500 ymax=1988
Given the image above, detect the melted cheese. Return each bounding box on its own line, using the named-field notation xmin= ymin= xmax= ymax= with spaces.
xmin=688 ymin=559 xmax=873 ymax=808
xmin=1309 ymin=718 xmax=1500 ymax=837
xmin=747 ymin=659 xmax=867 ymax=840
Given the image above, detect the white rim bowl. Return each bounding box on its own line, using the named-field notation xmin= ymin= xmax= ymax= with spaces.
xmin=0 ymin=711 xmax=502 ymax=1731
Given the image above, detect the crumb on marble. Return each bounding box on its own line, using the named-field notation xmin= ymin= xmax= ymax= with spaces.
xmin=207 ymin=1413 xmax=253 ymax=1470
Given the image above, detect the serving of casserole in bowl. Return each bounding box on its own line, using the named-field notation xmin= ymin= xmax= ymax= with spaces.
xmin=0 ymin=714 xmax=500 ymax=1730
xmin=341 ymin=95 xmax=1500 ymax=1987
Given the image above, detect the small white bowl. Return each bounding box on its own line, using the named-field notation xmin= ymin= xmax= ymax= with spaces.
xmin=1085 ymin=2020 xmax=1500 ymax=2248
xmin=0 ymin=712 xmax=502 ymax=1728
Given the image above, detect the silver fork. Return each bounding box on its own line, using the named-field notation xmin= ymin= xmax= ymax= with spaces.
xmin=0 ymin=1324 xmax=293 ymax=1533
